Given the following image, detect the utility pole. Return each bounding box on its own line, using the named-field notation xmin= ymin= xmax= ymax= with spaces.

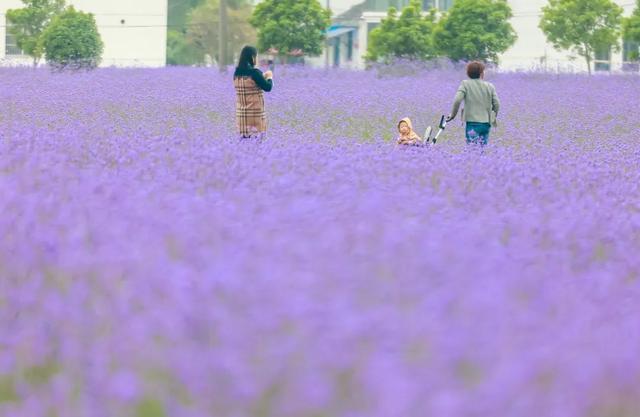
xmin=325 ymin=0 xmax=331 ymax=69
xmin=219 ymin=0 xmax=228 ymax=72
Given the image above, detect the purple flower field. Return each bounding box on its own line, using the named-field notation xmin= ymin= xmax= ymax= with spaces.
xmin=1 ymin=67 xmax=640 ymax=417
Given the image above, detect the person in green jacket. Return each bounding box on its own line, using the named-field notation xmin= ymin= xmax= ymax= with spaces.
xmin=446 ymin=61 xmax=500 ymax=146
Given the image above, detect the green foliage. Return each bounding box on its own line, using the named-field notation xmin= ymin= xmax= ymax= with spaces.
xmin=5 ymin=0 xmax=66 ymax=65
xmin=250 ymin=0 xmax=331 ymax=58
xmin=41 ymin=6 xmax=104 ymax=70
xmin=135 ymin=398 xmax=168 ymax=417
xmin=366 ymin=0 xmax=438 ymax=62
xmin=23 ymin=361 xmax=60 ymax=386
xmin=623 ymin=0 xmax=640 ymax=45
xmin=168 ymin=0 xmax=205 ymax=27
xmin=187 ymin=0 xmax=255 ymax=65
xmin=433 ymin=0 xmax=517 ymax=64
xmin=167 ymin=29 xmax=202 ymax=66
xmin=167 ymin=0 xmax=204 ymax=65
xmin=0 ymin=375 xmax=18 ymax=404
xmin=540 ymin=0 xmax=624 ymax=74
xmin=167 ymin=0 xmax=255 ymax=66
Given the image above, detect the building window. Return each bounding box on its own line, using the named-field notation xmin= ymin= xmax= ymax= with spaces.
xmin=439 ymin=0 xmax=454 ymax=10
xmin=623 ymin=39 xmax=640 ymax=72
xmin=423 ymin=0 xmax=436 ymax=9
xmin=594 ymin=46 xmax=610 ymax=72
xmin=347 ymin=31 xmax=354 ymax=61
xmin=5 ymin=20 xmax=23 ymax=55
xmin=371 ymin=0 xmax=452 ymax=13
xmin=374 ymin=0 xmax=398 ymax=11
xmin=623 ymin=39 xmax=639 ymax=62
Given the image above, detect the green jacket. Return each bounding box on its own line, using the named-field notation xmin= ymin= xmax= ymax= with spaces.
xmin=449 ymin=79 xmax=500 ymax=124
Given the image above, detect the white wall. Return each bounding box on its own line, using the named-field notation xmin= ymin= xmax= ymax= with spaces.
xmin=1 ymin=0 xmax=167 ymax=67
xmin=500 ymin=0 xmax=579 ymax=71
xmin=70 ymin=0 xmax=167 ymax=67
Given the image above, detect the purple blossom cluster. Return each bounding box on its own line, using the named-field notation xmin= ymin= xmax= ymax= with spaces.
xmin=1 ymin=67 xmax=640 ymax=417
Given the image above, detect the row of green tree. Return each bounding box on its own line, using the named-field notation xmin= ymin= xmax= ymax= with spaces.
xmin=368 ymin=0 xmax=516 ymax=64
xmin=7 ymin=0 xmax=103 ymax=69
xmin=368 ymin=0 xmax=640 ymax=74
xmin=9 ymin=0 xmax=328 ymax=68
xmin=170 ymin=0 xmax=640 ymax=73
xmin=8 ymin=0 xmax=640 ymax=72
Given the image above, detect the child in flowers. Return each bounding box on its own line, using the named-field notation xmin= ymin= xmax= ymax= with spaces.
xmin=396 ymin=118 xmax=422 ymax=146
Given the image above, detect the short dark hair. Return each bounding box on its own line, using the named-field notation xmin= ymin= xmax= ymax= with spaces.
xmin=237 ymin=46 xmax=257 ymax=69
xmin=466 ymin=61 xmax=485 ymax=79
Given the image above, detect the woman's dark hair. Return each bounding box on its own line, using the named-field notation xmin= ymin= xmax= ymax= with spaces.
xmin=466 ymin=61 xmax=486 ymax=79
xmin=237 ymin=46 xmax=258 ymax=69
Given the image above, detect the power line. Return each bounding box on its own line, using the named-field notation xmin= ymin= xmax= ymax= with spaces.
xmin=0 ymin=12 xmax=167 ymax=16
xmin=88 ymin=13 xmax=167 ymax=16
xmin=0 ymin=20 xmax=248 ymax=29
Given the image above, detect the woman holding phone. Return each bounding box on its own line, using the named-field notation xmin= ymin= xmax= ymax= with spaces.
xmin=233 ymin=46 xmax=274 ymax=139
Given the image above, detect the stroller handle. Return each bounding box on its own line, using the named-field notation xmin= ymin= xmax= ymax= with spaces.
xmin=439 ymin=115 xmax=447 ymax=130
xmin=432 ymin=115 xmax=447 ymax=144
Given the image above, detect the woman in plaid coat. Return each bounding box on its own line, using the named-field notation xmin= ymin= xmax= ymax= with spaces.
xmin=233 ymin=46 xmax=274 ymax=138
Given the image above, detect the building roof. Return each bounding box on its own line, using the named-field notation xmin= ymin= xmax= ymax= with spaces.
xmin=327 ymin=26 xmax=358 ymax=38
xmin=337 ymin=0 xmax=368 ymax=20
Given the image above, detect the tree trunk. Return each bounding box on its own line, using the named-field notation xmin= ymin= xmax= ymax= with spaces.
xmin=584 ymin=44 xmax=592 ymax=75
xmin=218 ymin=0 xmax=228 ymax=72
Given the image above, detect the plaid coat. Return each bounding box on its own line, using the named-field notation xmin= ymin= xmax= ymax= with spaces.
xmin=233 ymin=67 xmax=272 ymax=136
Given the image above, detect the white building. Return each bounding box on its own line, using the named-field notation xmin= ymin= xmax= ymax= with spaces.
xmin=1 ymin=0 xmax=167 ymax=67
xmin=313 ymin=0 xmax=639 ymax=72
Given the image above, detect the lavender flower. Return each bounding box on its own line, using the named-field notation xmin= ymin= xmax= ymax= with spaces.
xmin=0 ymin=66 xmax=639 ymax=416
